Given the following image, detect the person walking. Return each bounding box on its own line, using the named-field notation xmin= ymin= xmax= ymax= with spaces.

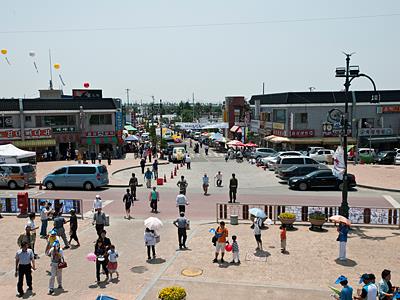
xmin=15 ymin=241 xmax=36 ymax=298
xmin=97 ymin=152 xmax=102 ymax=164
xmin=47 ymin=240 xmax=65 ymax=295
xmin=144 ymin=228 xmax=157 ymax=261
xmin=123 ymin=189 xmax=133 ymax=219
xmin=177 ymin=175 xmax=188 ymax=195
xmin=230 ymin=235 xmax=240 ymax=264
xmin=94 ymin=239 xmax=109 ymax=283
xmin=253 ymin=217 xmax=263 ymax=251
xmin=214 ymin=171 xmax=223 ymax=187
xmin=337 ymin=221 xmax=349 ymax=261
xmin=152 ymin=159 xmax=159 ymax=179
xmin=144 ymin=168 xmax=153 ymax=188
xmin=176 ymin=192 xmax=189 ymax=214
xmin=68 ymin=209 xmax=80 ymax=247
xmin=185 ymin=153 xmax=191 ymax=169
xmin=128 ymin=173 xmax=138 ymax=201
xmin=53 ymin=213 xmax=70 ymax=249
xmin=140 ymin=157 xmax=146 ymax=174
xmin=90 ymin=151 xmax=96 ymax=164
xmin=204 ymin=144 xmax=209 ymax=156
xmin=92 ymin=208 xmax=107 ymax=238
xmin=149 ymin=187 xmax=160 ymax=213
xmin=173 ymin=212 xmax=189 ymax=249
xmin=280 ymin=224 xmax=287 ymax=253
xmin=213 ymin=221 xmax=228 ymax=263
xmin=26 ymin=213 xmax=39 ymax=258
xmin=202 ymin=173 xmax=209 ymax=195
xmin=107 ymin=245 xmax=119 ymax=280
xmin=39 ymin=201 xmax=51 ymax=239
xmin=229 ymin=173 xmax=238 ymax=203
xmin=93 ymin=195 xmax=102 ymax=212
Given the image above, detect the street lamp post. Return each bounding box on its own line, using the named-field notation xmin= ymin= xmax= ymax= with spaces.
xmin=364 ymin=122 xmax=372 ymax=151
xmin=159 ymin=99 xmax=163 ymax=150
xmin=335 ymin=53 xmax=379 ymax=218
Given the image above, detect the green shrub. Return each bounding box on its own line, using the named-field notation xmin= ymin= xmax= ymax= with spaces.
xmin=158 ymin=286 xmax=186 ymax=300
xmin=278 ymin=212 xmax=296 ymax=219
xmin=309 ymin=211 xmax=326 ymax=220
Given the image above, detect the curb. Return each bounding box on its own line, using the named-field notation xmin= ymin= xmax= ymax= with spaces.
xmin=357 ymin=184 xmax=400 ymax=193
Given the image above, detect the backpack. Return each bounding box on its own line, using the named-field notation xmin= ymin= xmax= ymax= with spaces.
xmin=211 ymin=227 xmax=221 ymax=246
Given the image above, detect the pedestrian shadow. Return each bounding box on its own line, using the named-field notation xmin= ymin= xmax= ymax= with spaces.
xmin=254 ymin=249 xmax=271 ymax=258
xmin=88 ymin=280 xmax=109 ymax=289
xmin=70 ymin=244 xmax=80 ymax=250
xmin=309 ymin=227 xmax=329 ymax=233
xmin=52 ymin=289 xmax=68 ymax=296
xmin=22 ymin=291 xmax=36 ymax=299
xmin=351 ymin=227 xmax=398 ymax=241
xmin=109 ymin=278 xmax=120 ymax=284
xmin=281 ymin=250 xmax=290 ymax=255
xmin=147 ymin=258 xmax=166 ymax=265
xmin=176 ymin=248 xmax=192 ymax=252
xmin=335 ymin=258 xmax=357 ymax=267
xmin=130 ymin=266 xmax=148 ymax=274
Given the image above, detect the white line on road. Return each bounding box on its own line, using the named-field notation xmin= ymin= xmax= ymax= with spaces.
xmin=83 ymin=200 xmax=114 ymax=218
xmin=383 ymin=195 xmax=400 ymax=208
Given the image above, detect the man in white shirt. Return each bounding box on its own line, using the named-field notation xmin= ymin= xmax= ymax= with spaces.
xmin=214 ymin=171 xmax=223 ymax=187
xmin=93 ymin=195 xmax=102 ymax=212
xmin=185 ymin=153 xmax=191 ymax=170
xmin=176 ymin=192 xmax=188 ymax=214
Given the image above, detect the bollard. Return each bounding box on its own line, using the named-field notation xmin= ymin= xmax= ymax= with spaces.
xmin=39 ymin=181 xmax=42 ymax=190
xmin=174 ymin=168 xmax=177 ymax=176
xmin=164 ymin=174 xmax=167 ymax=183
xmin=177 ymin=164 xmax=179 ymax=170
xmin=171 ymin=171 xmax=174 ymax=179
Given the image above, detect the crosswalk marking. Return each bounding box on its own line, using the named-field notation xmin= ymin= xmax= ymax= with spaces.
xmin=383 ymin=195 xmax=400 ymax=208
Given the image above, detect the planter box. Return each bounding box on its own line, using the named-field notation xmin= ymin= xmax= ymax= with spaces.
xmin=309 ymin=218 xmax=325 ymax=231
xmin=279 ymin=217 xmax=296 ymax=225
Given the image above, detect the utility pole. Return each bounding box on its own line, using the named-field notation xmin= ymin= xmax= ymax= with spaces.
xmin=192 ymin=92 xmax=195 ymax=122
xmin=49 ymin=49 xmax=53 ymax=90
xmin=126 ymin=89 xmax=130 ymax=106
xmin=159 ymin=99 xmax=163 ymax=149
xmin=262 ymin=82 xmax=265 ymax=95
xmin=151 ymin=96 xmax=155 ymax=125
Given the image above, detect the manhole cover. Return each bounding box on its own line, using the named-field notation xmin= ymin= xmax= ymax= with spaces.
xmin=181 ymin=267 xmax=203 ymax=277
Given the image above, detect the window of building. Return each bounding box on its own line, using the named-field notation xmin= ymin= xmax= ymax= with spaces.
xmin=361 ymin=118 xmax=374 ymax=128
xmin=25 ymin=116 xmax=32 ymax=122
xmin=89 ymin=114 xmax=112 ymax=125
xmin=36 ymin=115 xmax=76 ymax=127
xmin=300 ymin=113 xmax=308 ymax=123
xmin=273 ymin=109 xmax=286 ymax=123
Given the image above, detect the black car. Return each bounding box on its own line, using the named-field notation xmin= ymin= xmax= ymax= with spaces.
xmin=375 ymin=151 xmax=396 ymax=164
xmin=288 ymin=170 xmax=356 ymax=191
xmin=277 ymin=165 xmax=327 ymax=181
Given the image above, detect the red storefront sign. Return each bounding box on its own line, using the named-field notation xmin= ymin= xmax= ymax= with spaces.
xmin=382 ymin=106 xmax=400 ymax=113
xmin=272 ymin=129 xmax=287 ymax=137
xmin=0 ymin=128 xmax=52 ymax=140
xmin=85 ymin=131 xmax=115 ymax=137
xmin=290 ymin=129 xmax=315 ymax=138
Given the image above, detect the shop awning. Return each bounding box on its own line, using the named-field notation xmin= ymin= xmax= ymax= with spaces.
xmin=322 ymin=137 xmax=356 ymax=145
xmin=230 ymin=125 xmax=242 ymax=133
xmin=84 ymin=136 xmax=118 ymax=145
xmin=124 ymin=125 xmax=137 ymax=131
xmin=12 ymin=139 xmax=57 ymax=148
xmin=366 ymin=136 xmax=400 ymax=142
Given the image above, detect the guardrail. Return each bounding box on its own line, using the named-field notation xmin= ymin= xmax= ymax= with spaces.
xmin=0 ymin=197 xmax=84 ymax=219
xmin=216 ymin=203 xmax=399 ymax=227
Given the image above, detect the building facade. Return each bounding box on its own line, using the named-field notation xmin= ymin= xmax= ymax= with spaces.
xmin=0 ymin=92 xmax=122 ymax=160
xmin=224 ymin=96 xmax=250 ymax=140
xmin=249 ymin=90 xmax=400 ymax=151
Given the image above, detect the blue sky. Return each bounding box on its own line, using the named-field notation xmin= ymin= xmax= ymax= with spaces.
xmin=0 ymin=1 xmax=399 ymax=103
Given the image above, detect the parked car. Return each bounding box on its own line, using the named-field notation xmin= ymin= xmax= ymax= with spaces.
xmin=309 ymin=149 xmax=334 ymax=164
xmin=348 ymin=148 xmax=376 ymax=162
xmin=307 ymin=146 xmax=324 ymax=155
xmin=193 ymin=132 xmax=201 ymax=141
xmin=171 ymin=147 xmax=186 ymax=162
xmin=249 ymin=148 xmax=277 ymax=159
xmin=43 ymin=164 xmax=109 ymax=190
xmin=395 ymin=153 xmax=400 ymax=165
xmin=375 ymin=151 xmax=397 ymax=164
xmin=276 ymin=165 xmax=329 ymax=181
xmin=0 ymin=163 xmax=36 ymax=189
xmin=274 ymin=155 xmax=322 ymax=173
xmin=288 ymin=169 xmax=356 ymax=191
xmin=262 ymin=151 xmax=302 ymax=170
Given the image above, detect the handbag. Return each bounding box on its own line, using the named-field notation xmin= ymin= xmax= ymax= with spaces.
xmin=155 ymin=235 xmax=160 ymax=243
xmin=58 ymin=260 xmax=67 ymax=269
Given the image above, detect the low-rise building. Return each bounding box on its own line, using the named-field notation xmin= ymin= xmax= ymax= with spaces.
xmin=249 ymin=90 xmax=400 ymax=151
xmin=0 ymin=90 xmax=123 ymax=160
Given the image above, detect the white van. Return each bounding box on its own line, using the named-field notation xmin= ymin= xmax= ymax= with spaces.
xmin=172 ymin=147 xmax=186 ymax=162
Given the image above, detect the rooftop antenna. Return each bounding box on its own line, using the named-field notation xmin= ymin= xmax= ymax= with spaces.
xmin=48 ymin=49 xmax=54 ymax=90
xmin=308 ymin=87 xmax=315 ymax=92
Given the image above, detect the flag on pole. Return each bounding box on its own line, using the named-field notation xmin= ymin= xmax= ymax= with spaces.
xmin=333 ymin=146 xmax=345 ymax=180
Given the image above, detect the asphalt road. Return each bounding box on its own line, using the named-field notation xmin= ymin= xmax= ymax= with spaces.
xmin=1 ymin=146 xmax=399 ymax=220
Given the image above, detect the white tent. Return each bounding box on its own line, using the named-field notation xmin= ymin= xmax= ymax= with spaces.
xmin=0 ymin=144 xmax=36 ymax=163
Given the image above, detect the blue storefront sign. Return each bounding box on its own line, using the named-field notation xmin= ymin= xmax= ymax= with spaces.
xmin=115 ymin=111 xmax=123 ymax=131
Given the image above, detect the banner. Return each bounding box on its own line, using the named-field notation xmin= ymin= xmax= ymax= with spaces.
xmin=332 ymin=146 xmax=345 ymax=180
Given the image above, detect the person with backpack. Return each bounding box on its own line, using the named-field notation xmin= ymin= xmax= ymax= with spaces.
xmin=177 ymin=176 xmax=188 ymax=195
xmin=213 ymin=221 xmax=228 ymax=263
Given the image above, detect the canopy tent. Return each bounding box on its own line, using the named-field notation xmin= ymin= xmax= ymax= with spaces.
xmin=124 ymin=135 xmax=140 ymax=142
xmin=0 ymin=144 xmax=36 ymax=159
xmin=230 ymin=125 xmax=243 ymax=133
xmin=244 ymin=142 xmax=257 ymax=147
xmin=226 ymin=140 xmax=245 ymax=147
xmin=210 ymin=132 xmax=223 ymax=141
xmin=124 ymin=125 xmax=137 ymax=131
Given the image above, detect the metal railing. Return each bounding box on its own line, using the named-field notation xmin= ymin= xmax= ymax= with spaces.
xmin=216 ymin=203 xmax=399 ymax=227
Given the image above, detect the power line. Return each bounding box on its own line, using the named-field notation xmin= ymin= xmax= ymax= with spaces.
xmin=1 ymin=13 xmax=399 ymax=34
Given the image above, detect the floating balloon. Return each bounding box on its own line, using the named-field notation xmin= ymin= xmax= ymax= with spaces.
xmin=209 ymin=228 xmax=216 ymax=234
xmin=53 ymin=63 xmax=60 ymax=69
xmin=225 ymin=244 xmax=233 ymax=252
xmin=83 ymin=82 xmax=90 ymax=88
xmin=86 ymin=252 xmax=97 ymax=262
xmin=1 ymin=49 xmax=7 ymax=55
xmin=29 ymin=51 xmax=35 ymax=57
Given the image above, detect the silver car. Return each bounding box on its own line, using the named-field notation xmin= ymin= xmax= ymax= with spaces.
xmin=0 ymin=163 xmax=36 ymax=189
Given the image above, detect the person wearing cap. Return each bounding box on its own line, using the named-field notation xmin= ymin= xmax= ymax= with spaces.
xmin=17 ymin=225 xmax=33 ymax=251
xmin=93 ymin=195 xmax=102 ymax=212
xmin=68 ymin=209 xmax=80 ymax=247
xmin=173 ymin=212 xmax=189 ymax=249
xmin=378 ymin=269 xmax=395 ymax=300
xmin=47 ymin=240 xmax=65 ymax=295
xmin=354 ymin=273 xmax=378 ymax=300
xmin=45 ymin=230 xmax=59 ymax=255
xmin=15 ymin=241 xmax=36 ymax=297
xmin=333 ymin=275 xmax=353 ymax=300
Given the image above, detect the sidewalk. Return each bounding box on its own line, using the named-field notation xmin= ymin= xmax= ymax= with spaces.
xmin=0 ymin=216 xmax=398 ymax=299
xmin=347 ymin=164 xmax=400 ymax=192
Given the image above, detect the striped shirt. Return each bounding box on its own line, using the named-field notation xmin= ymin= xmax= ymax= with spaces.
xmin=232 ymin=241 xmax=239 ymax=253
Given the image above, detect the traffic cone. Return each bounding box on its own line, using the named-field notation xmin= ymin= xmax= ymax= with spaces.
xmin=180 ymin=162 xmax=183 ymax=168
xmin=171 ymin=171 xmax=174 ymax=179
xmin=39 ymin=181 xmax=42 ymax=190
xmin=177 ymin=164 xmax=179 ymax=170
xmin=164 ymin=174 xmax=167 ymax=183
xmin=174 ymin=167 xmax=177 ymax=176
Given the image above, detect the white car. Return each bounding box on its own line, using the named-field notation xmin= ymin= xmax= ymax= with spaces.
xmin=395 ymin=153 xmax=400 ymax=165
xmin=309 ymin=149 xmax=334 ymax=164
xmin=263 ymin=151 xmax=303 ymax=170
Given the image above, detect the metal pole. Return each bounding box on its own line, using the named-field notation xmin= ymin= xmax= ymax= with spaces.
xmin=48 ymin=49 xmax=53 ymax=90
xmin=262 ymin=82 xmax=265 ymax=95
xmin=340 ymin=54 xmax=351 ymax=218
xmin=192 ymin=93 xmax=195 ymax=122
xmin=160 ymin=99 xmax=162 ymax=149
xmin=369 ymin=124 xmax=372 ymax=150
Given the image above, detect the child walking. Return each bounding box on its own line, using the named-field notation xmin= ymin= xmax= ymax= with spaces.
xmin=280 ymin=224 xmax=287 ymax=253
xmin=230 ymin=235 xmax=240 ymax=264
xmin=107 ymin=244 xmax=119 ymax=280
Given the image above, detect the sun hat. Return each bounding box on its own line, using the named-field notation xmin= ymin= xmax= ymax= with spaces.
xmin=335 ymin=275 xmax=348 ymax=284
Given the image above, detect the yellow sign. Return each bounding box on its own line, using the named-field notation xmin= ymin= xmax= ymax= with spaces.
xmin=272 ymin=122 xmax=285 ymax=130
